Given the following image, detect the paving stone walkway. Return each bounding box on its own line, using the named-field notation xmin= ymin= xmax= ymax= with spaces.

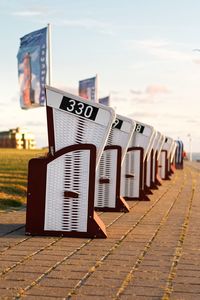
xmin=0 ymin=162 xmax=200 ymax=300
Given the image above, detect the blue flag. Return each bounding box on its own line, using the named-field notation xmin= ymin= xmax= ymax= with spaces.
xmin=79 ymin=76 xmax=97 ymax=102
xmin=17 ymin=27 xmax=47 ymax=109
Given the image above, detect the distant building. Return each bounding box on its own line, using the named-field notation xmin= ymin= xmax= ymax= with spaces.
xmin=0 ymin=127 xmax=36 ymax=149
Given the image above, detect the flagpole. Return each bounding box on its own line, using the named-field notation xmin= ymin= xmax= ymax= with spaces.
xmin=95 ymin=73 xmax=98 ymax=103
xmin=47 ymin=23 xmax=52 ymax=85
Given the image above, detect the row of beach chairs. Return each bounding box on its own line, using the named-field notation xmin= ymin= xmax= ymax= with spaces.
xmin=26 ymin=86 xmax=184 ymax=238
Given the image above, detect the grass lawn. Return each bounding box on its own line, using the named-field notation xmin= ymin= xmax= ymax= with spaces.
xmin=0 ymin=148 xmax=47 ymax=211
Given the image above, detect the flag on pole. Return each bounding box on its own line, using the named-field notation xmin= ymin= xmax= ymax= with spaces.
xmin=78 ymin=75 xmax=97 ymax=102
xmin=99 ymin=96 xmax=110 ymax=106
xmin=17 ymin=27 xmax=47 ymax=109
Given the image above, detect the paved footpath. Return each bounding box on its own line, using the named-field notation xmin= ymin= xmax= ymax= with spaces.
xmin=0 ymin=163 xmax=200 ymax=300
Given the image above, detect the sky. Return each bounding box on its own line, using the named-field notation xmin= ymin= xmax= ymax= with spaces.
xmin=0 ymin=0 xmax=200 ymax=152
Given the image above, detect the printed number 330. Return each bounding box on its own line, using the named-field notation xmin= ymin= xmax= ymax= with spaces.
xmin=66 ymin=99 xmax=94 ymax=119
xmin=67 ymin=99 xmax=84 ymax=115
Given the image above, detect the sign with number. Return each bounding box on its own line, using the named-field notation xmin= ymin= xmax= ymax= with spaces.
xmin=59 ymin=96 xmax=99 ymax=121
xmin=112 ymin=118 xmax=123 ymax=130
xmin=135 ymin=123 xmax=145 ymax=134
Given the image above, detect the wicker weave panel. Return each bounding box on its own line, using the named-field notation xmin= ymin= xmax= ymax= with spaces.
xmin=53 ymin=109 xmax=109 ymax=166
xmin=121 ymin=149 xmax=141 ymax=198
xmin=95 ymin=149 xmax=118 ymax=208
xmin=44 ymin=149 xmax=90 ymax=232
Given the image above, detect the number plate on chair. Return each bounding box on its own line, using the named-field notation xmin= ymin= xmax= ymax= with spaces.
xmin=135 ymin=123 xmax=145 ymax=134
xmin=112 ymin=118 xmax=123 ymax=130
xmin=59 ymin=96 xmax=99 ymax=121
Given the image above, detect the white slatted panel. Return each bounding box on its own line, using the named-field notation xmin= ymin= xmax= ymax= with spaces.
xmin=95 ymin=115 xmax=134 ymax=209
xmin=158 ymin=151 xmax=167 ymax=179
xmin=53 ymin=109 xmax=106 ymax=166
xmin=121 ymin=119 xmax=154 ymax=199
xmin=120 ymin=157 xmax=126 ymax=197
xmin=46 ymin=86 xmax=115 ymax=168
xmin=95 ymin=149 xmax=117 ymax=208
xmin=121 ymin=149 xmax=141 ymax=198
xmin=131 ymin=150 xmax=142 ymax=197
xmin=146 ymin=156 xmax=151 ymax=187
xmin=146 ymin=131 xmax=156 ymax=161
xmin=157 ymin=135 xmax=166 ymax=160
xmin=130 ymin=122 xmax=154 ymax=161
xmin=145 ymin=131 xmax=156 ymax=187
xmin=151 ymin=132 xmax=162 ymax=183
xmin=153 ymin=132 xmax=162 ymax=158
xmin=107 ymin=129 xmax=128 ymax=152
xmin=152 ymin=155 xmax=156 ymax=182
xmin=44 ymin=150 xmax=90 ymax=232
xmin=162 ymin=137 xmax=174 ymax=159
xmin=107 ymin=115 xmax=135 ymax=162
xmin=170 ymin=142 xmax=177 ymax=163
xmin=124 ymin=151 xmax=134 ymax=197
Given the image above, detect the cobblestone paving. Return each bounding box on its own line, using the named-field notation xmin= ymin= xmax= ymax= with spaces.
xmin=0 ymin=163 xmax=199 ymax=299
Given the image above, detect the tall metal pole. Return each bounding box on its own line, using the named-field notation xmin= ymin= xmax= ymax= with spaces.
xmin=47 ymin=23 xmax=52 ymax=85
xmin=95 ymin=73 xmax=98 ymax=103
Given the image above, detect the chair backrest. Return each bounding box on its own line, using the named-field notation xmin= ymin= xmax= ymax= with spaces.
xmin=95 ymin=115 xmax=135 ymax=210
xmin=156 ymin=133 xmax=166 ymax=160
xmin=170 ymin=141 xmax=177 ymax=163
xmin=45 ymin=85 xmax=115 ymax=167
xmin=162 ymin=137 xmax=174 ymax=159
xmin=121 ymin=146 xmax=144 ymax=199
xmin=151 ymin=131 xmax=164 ymax=183
xmin=129 ymin=121 xmax=155 ymax=162
xmin=145 ymin=130 xmax=157 ymax=188
xmin=152 ymin=131 xmax=161 ymax=157
xmin=107 ymin=114 xmax=136 ymax=163
xmin=146 ymin=130 xmax=157 ymax=161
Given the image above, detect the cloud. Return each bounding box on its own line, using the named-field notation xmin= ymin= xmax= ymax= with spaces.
xmin=55 ymin=85 xmax=78 ymax=96
xmin=193 ymin=59 xmax=200 ymax=64
xmin=129 ymin=84 xmax=170 ymax=103
xmin=12 ymin=11 xmax=44 ymax=16
xmin=0 ymin=102 xmax=7 ymax=107
xmin=145 ymin=84 xmax=170 ymax=96
xmin=128 ymin=111 xmax=158 ymax=119
xmin=186 ymin=119 xmax=200 ymax=124
xmin=58 ymin=18 xmax=115 ymax=35
xmin=110 ymin=90 xmax=120 ymax=95
xmin=10 ymin=95 xmax=19 ymax=103
xmin=125 ymin=39 xmax=193 ymax=62
xmin=192 ymin=49 xmax=200 ymax=65
xmin=130 ymin=89 xmax=143 ymax=95
xmin=156 ymin=112 xmax=190 ymax=120
xmin=135 ymin=39 xmax=170 ymax=49
xmin=130 ymin=95 xmax=153 ymax=104
xmin=149 ymin=47 xmax=190 ymax=61
xmin=112 ymin=96 xmax=127 ymax=104
xmin=127 ymin=111 xmax=198 ymax=127
xmin=11 ymin=6 xmax=56 ymax=18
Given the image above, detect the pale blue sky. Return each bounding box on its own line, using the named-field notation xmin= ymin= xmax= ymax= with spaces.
xmin=0 ymin=0 xmax=200 ymax=152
